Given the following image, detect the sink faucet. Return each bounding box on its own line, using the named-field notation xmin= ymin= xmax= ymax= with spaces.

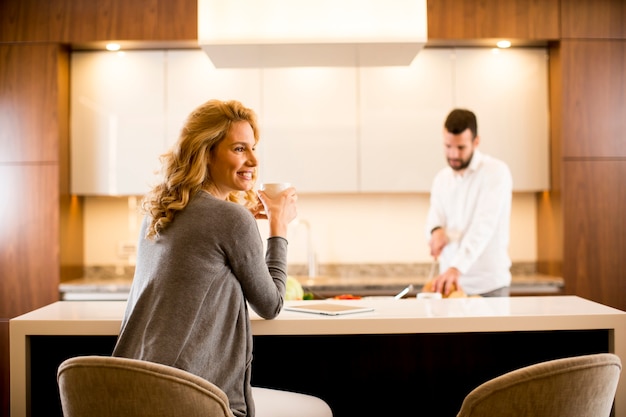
xmin=295 ymin=219 xmax=317 ymax=277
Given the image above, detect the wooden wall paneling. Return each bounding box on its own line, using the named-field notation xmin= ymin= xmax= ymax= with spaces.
xmin=0 ymin=44 xmax=64 ymax=316
xmin=1 ymin=320 xmax=7 ymax=417
xmin=0 ymin=44 xmax=63 ymax=315
xmin=547 ymin=42 xmax=563 ymax=191
xmin=0 ymin=166 xmax=59 ymax=417
xmin=561 ymin=0 xmax=626 ymax=40
xmin=0 ymin=165 xmax=60 ymax=318
xmin=0 ymin=0 xmax=95 ymax=42
xmin=427 ymin=0 xmax=559 ymax=40
xmin=561 ymin=40 xmax=626 ymax=158
xmin=0 ymin=44 xmax=65 ymax=417
xmin=94 ymin=0 xmax=197 ymax=41
xmin=536 ymin=42 xmax=563 ymax=277
xmin=0 ymin=45 xmax=60 ymax=163
xmin=562 ymin=160 xmax=626 ymax=310
xmin=57 ymin=46 xmax=84 ymax=281
xmin=0 ymin=0 xmax=197 ymax=43
xmin=59 ymin=194 xmax=84 ymax=281
xmin=536 ymin=190 xmax=563 ymax=276
xmin=557 ymin=1 xmax=626 ymax=310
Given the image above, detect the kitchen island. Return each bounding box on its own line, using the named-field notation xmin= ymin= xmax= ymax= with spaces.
xmin=10 ymin=296 xmax=625 ymax=417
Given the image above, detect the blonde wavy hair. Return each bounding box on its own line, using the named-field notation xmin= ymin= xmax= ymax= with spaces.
xmin=142 ymin=99 xmax=260 ymax=239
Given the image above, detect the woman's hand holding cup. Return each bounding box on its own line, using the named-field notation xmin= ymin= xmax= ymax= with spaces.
xmin=258 ymin=182 xmax=297 ymax=238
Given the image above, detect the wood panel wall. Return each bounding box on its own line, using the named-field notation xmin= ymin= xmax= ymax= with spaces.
xmin=0 ymin=44 xmax=66 ymax=417
xmin=561 ymin=41 xmax=626 ymax=158
xmin=557 ymin=36 xmax=626 ymax=308
xmin=0 ymin=2 xmax=197 ymax=416
xmin=427 ymin=0 xmax=559 ymax=40
xmin=563 ymin=160 xmax=626 ymax=308
xmin=0 ymin=0 xmax=197 ymax=43
xmin=536 ymin=42 xmax=563 ymax=277
xmin=0 ymin=322 xmax=6 ymax=417
xmin=1 ymin=0 xmax=625 ymax=416
xmin=561 ymin=0 xmax=626 ymax=39
xmin=0 ymin=46 xmax=61 ymax=162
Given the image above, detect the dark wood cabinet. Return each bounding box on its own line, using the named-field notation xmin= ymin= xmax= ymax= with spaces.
xmin=551 ymin=8 xmax=626 ymax=310
xmin=560 ymin=40 xmax=626 ymax=158
xmin=427 ymin=0 xmax=559 ymax=40
xmin=561 ymin=0 xmax=626 ymax=39
xmin=563 ymin=161 xmax=626 ymax=308
xmin=0 ymin=3 xmax=198 ymax=416
xmin=0 ymin=0 xmax=197 ymax=43
xmin=0 ymin=45 xmax=65 ymax=417
xmin=0 ymin=45 xmax=61 ymax=162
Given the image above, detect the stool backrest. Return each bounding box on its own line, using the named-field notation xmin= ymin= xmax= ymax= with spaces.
xmin=457 ymin=353 xmax=622 ymax=417
xmin=57 ymin=355 xmax=233 ymax=417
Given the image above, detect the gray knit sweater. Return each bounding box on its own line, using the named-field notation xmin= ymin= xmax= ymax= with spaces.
xmin=112 ymin=191 xmax=288 ymax=417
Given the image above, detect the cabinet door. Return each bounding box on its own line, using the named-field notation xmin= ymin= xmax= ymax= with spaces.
xmin=359 ymin=48 xmax=454 ymax=192
xmin=454 ymin=47 xmax=550 ymax=191
xmin=259 ymin=67 xmax=359 ymax=192
xmin=71 ymin=51 xmax=166 ymax=195
xmin=165 ymin=50 xmax=262 ymax=147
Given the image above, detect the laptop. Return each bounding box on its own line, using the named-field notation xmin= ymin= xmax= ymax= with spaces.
xmin=284 ymin=303 xmax=375 ymax=316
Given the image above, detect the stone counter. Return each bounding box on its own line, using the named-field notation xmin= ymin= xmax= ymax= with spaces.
xmin=294 ymin=274 xmax=564 ymax=297
xmin=59 ymin=272 xmax=564 ymax=300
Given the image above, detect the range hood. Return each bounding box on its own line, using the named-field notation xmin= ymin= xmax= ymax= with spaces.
xmin=198 ymin=0 xmax=428 ymax=68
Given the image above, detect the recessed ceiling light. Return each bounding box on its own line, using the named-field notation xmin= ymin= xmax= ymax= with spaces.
xmin=106 ymin=43 xmax=121 ymax=51
xmin=496 ymin=40 xmax=511 ymax=49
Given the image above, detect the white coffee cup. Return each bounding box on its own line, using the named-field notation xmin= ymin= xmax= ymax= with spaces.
xmin=259 ymin=182 xmax=291 ymax=198
xmin=417 ymin=292 xmax=443 ymax=300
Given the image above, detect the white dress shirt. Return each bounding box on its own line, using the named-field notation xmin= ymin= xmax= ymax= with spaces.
xmin=425 ymin=150 xmax=513 ymax=295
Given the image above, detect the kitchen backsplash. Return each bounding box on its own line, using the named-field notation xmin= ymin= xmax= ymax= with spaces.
xmin=79 ymin=261 xmax=538 ymax=281
xmin=81 ymin=193 xmax=539 ymax=268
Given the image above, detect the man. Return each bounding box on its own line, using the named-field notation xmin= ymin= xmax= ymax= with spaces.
xmin=425 ymin=108 xmax=513 ymax=297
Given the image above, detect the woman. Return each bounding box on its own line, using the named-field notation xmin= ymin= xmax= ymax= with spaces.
xmin=112 ymin=99 xmax=332 ymax=417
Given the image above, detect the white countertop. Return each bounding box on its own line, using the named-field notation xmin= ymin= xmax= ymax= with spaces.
xmin=10 ymin=296 xmax=626 ymax=417
xmin=9 ymin=296 xmax=622 ymax=336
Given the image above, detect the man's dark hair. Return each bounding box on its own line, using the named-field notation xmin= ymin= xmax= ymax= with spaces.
xmin=444 ymin=108 xmax=478 ymax=138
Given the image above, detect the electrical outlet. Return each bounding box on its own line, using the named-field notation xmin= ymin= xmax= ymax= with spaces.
xmin=117 ymin=241 xmax=137 ymax=259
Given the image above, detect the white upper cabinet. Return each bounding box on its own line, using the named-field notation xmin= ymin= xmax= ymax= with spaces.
xmin=165 ymin=51 xmax=262 ymax=146
xmin=70 ymin=48 xmax=549 ymax=195
xmin=164 ymin=52 xmax=358 ymax=193
xmin=259 ymin=67 xmax=359 ymax=192
xmin=71 ymin=51 xmax=166 ymax=195
xmin=358 ymin=47 xmax=549 ymax=192
xmin=453 ymin=48 xmax=550 ymax=192
xmin=359 ymin=49 xmax=454 ymax=192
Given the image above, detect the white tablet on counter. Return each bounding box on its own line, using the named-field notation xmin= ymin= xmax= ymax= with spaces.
xmin=284 ymin=303 xmax=375 ymax=316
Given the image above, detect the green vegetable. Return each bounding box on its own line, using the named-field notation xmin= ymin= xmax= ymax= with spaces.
xmin=285 ymin=276 xmax=304 ymax=300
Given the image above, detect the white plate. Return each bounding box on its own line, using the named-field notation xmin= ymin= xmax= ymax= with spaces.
xmin=361 ymin=296 xmax=396 ymax=300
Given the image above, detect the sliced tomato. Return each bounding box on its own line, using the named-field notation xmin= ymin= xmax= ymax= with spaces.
xmin=333 ymin=294 xmax=362 ymax=300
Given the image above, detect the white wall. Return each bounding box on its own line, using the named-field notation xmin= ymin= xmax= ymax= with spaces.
xmin=83 ymin=193 xmax=537 ymax=267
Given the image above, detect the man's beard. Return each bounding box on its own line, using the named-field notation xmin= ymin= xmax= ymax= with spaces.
xmin=448 ymin=152 xmax=473 ymax=171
